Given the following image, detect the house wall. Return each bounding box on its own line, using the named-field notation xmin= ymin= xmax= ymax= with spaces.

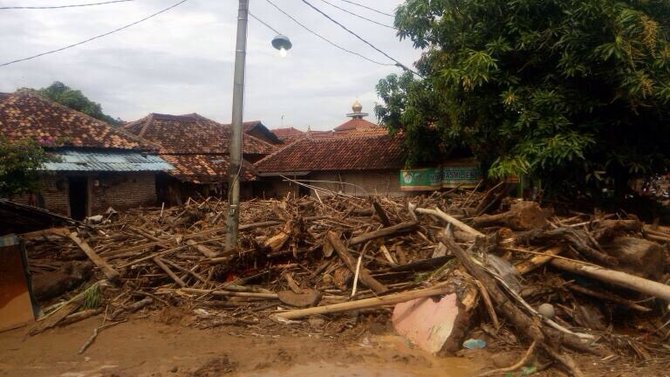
xmin=256 ymin=170 xmax=403 ymax=199
xmin=310 ymin=170 xmax=403 ymax=197
xmin=12 ymin=172 xmax=158 ymax=217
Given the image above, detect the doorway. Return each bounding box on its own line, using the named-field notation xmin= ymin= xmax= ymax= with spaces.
xmin=68 ymin=177 xmax=88 ymax=220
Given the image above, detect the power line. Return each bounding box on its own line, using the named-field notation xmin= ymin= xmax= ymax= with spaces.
xmin=263 ymin=0 xmax=394 ymax=66
xmin=0 ymin=0 xmax=188 ymax=68
xmin=299 ymin=0 xmax=421 ymax=77
xmin=335 ymin=0 xmax=393 ymax=18
xmin=318 ymin=0 xmax=395 ymax=30
xmin=249 ymin=12 xmax=281 ymax=35
xmin=0 ymin=0 xmax=132 ymax=10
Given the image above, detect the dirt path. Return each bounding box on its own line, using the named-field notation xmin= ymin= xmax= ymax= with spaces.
xmin=0 ymin=317 xmax=479 ymax=377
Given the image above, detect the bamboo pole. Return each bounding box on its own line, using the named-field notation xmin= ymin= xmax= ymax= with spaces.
xmin=273 ymin=285 xmax=453 ymax=320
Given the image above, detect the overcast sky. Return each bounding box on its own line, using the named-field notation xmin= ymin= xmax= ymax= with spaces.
xmin=0 ymin=0 xmax=421 ymax=130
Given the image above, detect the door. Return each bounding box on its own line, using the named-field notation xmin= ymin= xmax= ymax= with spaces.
xmin=68 ymin=177 xmax=88 ymax=220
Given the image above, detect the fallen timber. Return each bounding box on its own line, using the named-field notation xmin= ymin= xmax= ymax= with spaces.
xmin=19 ymin=191 xmax=670 ymax=376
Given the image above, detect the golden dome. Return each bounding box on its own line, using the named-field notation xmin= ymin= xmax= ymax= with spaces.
xmin=352 ymin=100 xmax=362 ymax=113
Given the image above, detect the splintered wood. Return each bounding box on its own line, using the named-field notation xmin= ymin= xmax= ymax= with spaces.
xmin=20 ymin=190 xmax=670 ymax=376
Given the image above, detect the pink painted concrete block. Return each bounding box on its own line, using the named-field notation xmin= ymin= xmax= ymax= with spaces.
xmin=392 ymin=293 xmax=463 ymax=354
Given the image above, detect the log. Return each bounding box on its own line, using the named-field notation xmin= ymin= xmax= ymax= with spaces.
xmin=153 ymin=257 xmax=186 ymax=287
xmin=515 ymin=227 xmax=618 ymax=267
xmin=274 ymin=285 xmax=454 ymax=320
xmin=601 ymin=237 xmax=666 ymax=280
xmin=472 ymin=201 xmax=549 ymax=230
xmin=592 ymin=219 xmax=642 ymax=241
xmin=415 ymin=207 xmax=484 ymax=237
xmin=550 ymin=258 xmax=670 ymax=303
xmin=186 ymin=239 xmax=218 ymax=258
xmin=58 ymin=308 xmax=103 ymax=326
xmin=514 ymin=247 xmax=563 ymax=275
xmin=327 ymin=232 xmax=388 ymax=294
xmin=68 ymin=232 xmax=120 ymax=283
xmin=371 ymin=198 xmax=392 ymax=226
xmin=566 ymin=284 xmax=651 ymax=312
xmin=440 ymin=234 xmax=590 ymax=376
xmin=349 ymin=221 xmax=418 ymax=246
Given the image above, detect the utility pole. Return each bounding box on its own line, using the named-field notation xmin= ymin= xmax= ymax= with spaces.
xmin=225 ymin=0 xmax=249 ymax=252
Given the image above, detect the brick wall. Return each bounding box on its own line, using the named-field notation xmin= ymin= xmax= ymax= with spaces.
xmin=11 ymin=172 xmax=158 ymax=217
xmin=90 ymin=172 xmax=157 ymax=214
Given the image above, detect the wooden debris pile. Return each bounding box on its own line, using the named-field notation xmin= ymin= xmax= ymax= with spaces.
xmin=21 ymin=190 xmax=670 ymax=376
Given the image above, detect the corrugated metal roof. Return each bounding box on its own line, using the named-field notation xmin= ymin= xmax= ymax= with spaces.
xmin=43 ymin=150 xmax=173 ymax=172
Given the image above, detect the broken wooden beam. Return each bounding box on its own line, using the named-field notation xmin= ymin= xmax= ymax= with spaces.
xmin=349 ymin=221 xmax=418 ymax=246
xmin=327 ymin=231 xmax=388 ymax=294
xmin=415 ymin=207 xmax=484 ymax=237
xmin=273 ymin=285 xmax=454 ymax=320
xmin=153 ymin=257 xmax=186 ymax=287
xmin=68 ymin=232 xmax=120 ymax=283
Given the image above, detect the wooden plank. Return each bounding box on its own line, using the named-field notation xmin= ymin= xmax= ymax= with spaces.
xmin=68 ymin=232 xmax=120 ymax=283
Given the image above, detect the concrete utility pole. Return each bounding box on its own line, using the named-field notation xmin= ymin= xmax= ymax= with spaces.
xmin=225 ymin=0 xmax=249 ymax=252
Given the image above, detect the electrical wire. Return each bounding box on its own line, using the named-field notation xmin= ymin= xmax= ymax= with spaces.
xmin=318 ymin=0 xmax=395 ymax=30
xmin=299 ymin=0 xmax=422 ymax=77
xmin=335 ymin=0 xmax=393 ymax=18
xmin=0 ymin=0 xmax=188 ymax=68
xmin=249 ymin=12 xmax=281 ymax=35
xmin=263 ymin=0 xmax=394 ymax=66
xmin=0 ymin=0 xmax=132 ymax=10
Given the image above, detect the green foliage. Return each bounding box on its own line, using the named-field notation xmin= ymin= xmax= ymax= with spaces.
xmin=376 ymin=0 xmax=670 ymax=199
xmin=38 ymin=81 xmax=121 ymax=126
xmin=0 ymin=136 xmax=50 ymax=197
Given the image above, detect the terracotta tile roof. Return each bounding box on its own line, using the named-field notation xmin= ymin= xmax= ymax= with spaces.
xmin=255 ymin=133 xmax=405 ymax=173
xmin=271 ymin=127 xmax=305 ymax=143
xmin=333 ymin=118 xmax=381 ymax=133
xmin=123 ymin=113 xmax=276 ymax=155
xmin=160 ymin=154 xmax=255 ymax=184
xmin=243 ymin=121 xmax=281 ymax=145
xmin=0 ymin=90 xmax=151 ymax=150
xmin=124 ymin=113 xmax=269 ymax=183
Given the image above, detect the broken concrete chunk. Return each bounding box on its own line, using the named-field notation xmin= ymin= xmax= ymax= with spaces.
xmin=392 ymin=293 xmax=471 ymax=354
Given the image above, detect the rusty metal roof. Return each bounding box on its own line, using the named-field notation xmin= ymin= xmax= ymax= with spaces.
xmin=43 ymin=150 xmax=173 ymax=172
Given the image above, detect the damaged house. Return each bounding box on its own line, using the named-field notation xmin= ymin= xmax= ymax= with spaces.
xmin=0 ymin=90 xmax=172 ymax=219
xmin=254 ymin=102 xmax=405 ymax=197
xmin=123 ymin=113 xmax=276 ymax=204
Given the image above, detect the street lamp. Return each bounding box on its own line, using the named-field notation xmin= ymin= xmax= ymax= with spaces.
xmin=225 ymin=1 xmax=292 ymax=252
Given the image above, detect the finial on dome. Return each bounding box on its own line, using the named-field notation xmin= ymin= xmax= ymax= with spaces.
xmin=346 ymin=99 xmax=369 ymax=119
xmin=352 ymin=99 xmax=363 ymax=113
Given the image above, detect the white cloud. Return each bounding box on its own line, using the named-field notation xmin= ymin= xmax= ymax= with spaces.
xmin=0 ymin=0 xmax=421 ymax=130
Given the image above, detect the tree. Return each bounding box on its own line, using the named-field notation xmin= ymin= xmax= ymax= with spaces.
xmin=376 ymin=0 xmax=670 ymax=200
xmin=0 ymin=136 xmax=50 ymax=198
xmin=38 ymin=81 xmax=121 ymax=125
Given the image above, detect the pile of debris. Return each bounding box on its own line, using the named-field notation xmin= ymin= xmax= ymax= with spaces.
xmin=20 ymin=188 xmax=670 ymax=375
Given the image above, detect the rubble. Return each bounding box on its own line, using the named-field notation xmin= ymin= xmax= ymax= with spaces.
xmin=14 ymin=190 xmax=670 ymax=376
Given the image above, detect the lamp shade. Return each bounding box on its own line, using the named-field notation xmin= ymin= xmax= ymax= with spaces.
xmin=271 ymin=35 xmax=292 ymax=51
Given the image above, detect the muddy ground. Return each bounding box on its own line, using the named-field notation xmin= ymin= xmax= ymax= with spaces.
xmin=1 ymin=311 xmax=668 ymax=377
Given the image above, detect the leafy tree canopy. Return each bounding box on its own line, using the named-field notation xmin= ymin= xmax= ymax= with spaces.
xmin=0 ymin=136 xmax=50 ymax=198
xmin=38 ymin=81 xmax=121 ymax=126
xmin=376 ymin=0 xmax=670 ymax=198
